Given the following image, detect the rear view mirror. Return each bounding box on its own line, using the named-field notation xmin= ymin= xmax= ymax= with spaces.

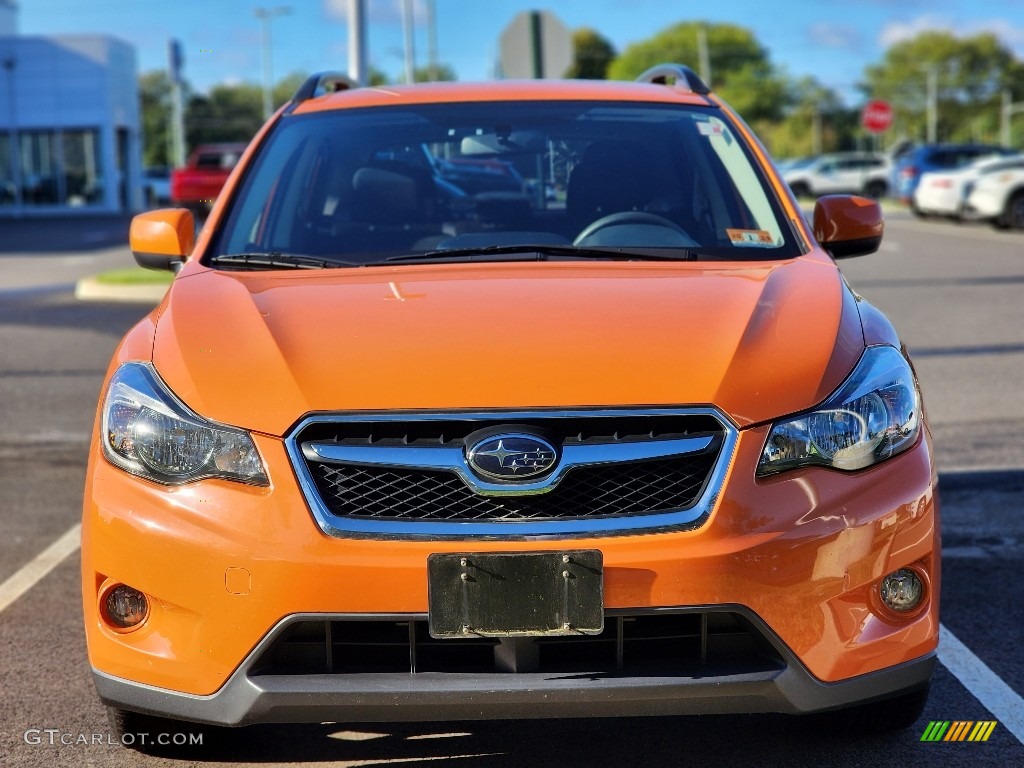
xmin=812 ymin=195 xmax=883 ymax=259
xmin=129 ymin=209 xmax=196 ymax=272
xmin=460 ymin=130 xmax=545 ymax=156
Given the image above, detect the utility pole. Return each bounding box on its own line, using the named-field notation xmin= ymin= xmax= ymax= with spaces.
xmin=167 ymin=39 xmax=186 ymax=168
xmin=3 ymin=55 xmax=21 ymax=210
xmin=812 ymin=105 xmax=822 ymax=156
xmin=425 ymin=0 xmax=439 ymax=81
xmin=925 ymin=65 xmax=938 ymax=143
xmin=697 ymin=26 xmax=711 ymax=88
xmin=255 ymin=6 xmax=291 ymax=121
xmin=401 ymin=0 xmax=415 ymax=84
xmin=1002 ymin=89 xmax=1024 ymax=147
xmin=348 ymin=0 xmax=367 ymax=86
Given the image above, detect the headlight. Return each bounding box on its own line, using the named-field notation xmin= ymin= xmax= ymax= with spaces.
xmin=101 ymin=362 xmax=268 ymax=486
xmin=757 ymin=345 xmax=920 ymax=476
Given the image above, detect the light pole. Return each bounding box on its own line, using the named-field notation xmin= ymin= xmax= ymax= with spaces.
xmin=3 ymin=55 xmax=20 ymax=210
xmin=1001 ymin=89 xmax=1024 ymax=147
xmin=255 ymin=6 xmax=291 ymax=120
xmin=401 ymin=0 xmax=415 ymax=84
xmin=348 ymin=0 xmax=367 ymax=86
xmin=924 ymin=65 xmax=938 ymax=143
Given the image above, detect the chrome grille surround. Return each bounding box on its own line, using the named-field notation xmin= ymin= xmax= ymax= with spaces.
xmin=285 ymin=408 xmax=738 ymax=539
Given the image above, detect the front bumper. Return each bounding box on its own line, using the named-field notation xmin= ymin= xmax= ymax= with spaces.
xmin=93 ymin=609 xmax=936 ymax=726
xmin=83 ymin=423 xmax=940 ymax=721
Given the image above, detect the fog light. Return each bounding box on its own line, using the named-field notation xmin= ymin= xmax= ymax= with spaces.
xmin=880 ymin=569 xmax=924 ymax=613
xmin=103 ymin=584 xmax=149 ymax=629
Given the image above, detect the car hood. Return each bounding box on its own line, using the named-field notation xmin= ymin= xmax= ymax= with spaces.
xmin=152 ymin=258 xmax=865 ymax=436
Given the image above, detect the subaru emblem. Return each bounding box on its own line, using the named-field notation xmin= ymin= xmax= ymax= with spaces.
xmin=466 ymin=433 xmax=558 ymax=481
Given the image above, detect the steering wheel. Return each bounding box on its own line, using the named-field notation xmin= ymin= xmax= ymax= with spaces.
xmin=573 ymin=211 xmax=695 ymax=247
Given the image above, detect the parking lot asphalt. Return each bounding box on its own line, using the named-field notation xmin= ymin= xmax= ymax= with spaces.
xmin=0 ymin=214 xmax=135 ymax=255
xmin=1 ymin=214 xmax=169 ymax=302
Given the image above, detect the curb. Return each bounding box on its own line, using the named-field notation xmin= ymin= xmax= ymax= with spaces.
xmin=74 ymin=276 xmax=169 ymax=304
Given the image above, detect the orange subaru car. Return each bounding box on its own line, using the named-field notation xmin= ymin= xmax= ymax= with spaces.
xmin=83 ymin=64 xmax=939 ymax=740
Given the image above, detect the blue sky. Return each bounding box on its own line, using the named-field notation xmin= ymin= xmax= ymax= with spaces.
xmin=14 ymin=0 xmax=1024 ymax=104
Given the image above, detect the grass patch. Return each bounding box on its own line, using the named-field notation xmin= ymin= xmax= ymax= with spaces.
xmin=93 ymin=267 xmax=174 ymax=285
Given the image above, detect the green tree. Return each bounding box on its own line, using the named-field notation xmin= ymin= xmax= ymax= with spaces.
xmin=566 ymin=28 xmax=616 ymax=79
xmin=272 ymin=71 xmax=312 ymax=107
xmin=861 ymin=31 xmax=1019 ymax=143
xmin=607 ymin=21 xmax=789 ymax=122
xmin=138 ymin=71 xmax=177 ymax=167
xmin=185 ymin=82 xmax=265 ymax=149
xmin=414 ymin=63 xmax=457 ymax=82
xmin=763 ymin=76 xmax=854 ymax=158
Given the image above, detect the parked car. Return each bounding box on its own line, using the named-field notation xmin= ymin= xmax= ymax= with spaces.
xmin=83 ymin=65 xmax=938 ymax=749
xmin=913 ymin=154 xmax=1024 ymax=220
xmin=169 ymin=142 xmax=247 ymax=215
xmin=893 ymin=143 xmax=1016 ymax=211
xmin=783 ymin=152 xmax=891 ymax=199
xmin=774 ymin=156 xmax=816 ymax=174
xmin=142 ymin=166 xmax=172 ymax=207
xmin=964 ymin=163 xmax=1024 ymax=229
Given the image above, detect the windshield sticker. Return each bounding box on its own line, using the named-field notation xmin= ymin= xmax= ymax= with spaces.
xmin=697 ymin=119 xmax=734 ymax=146
xmin=697 ymin=121 xmax=723 ymax=137
xmin=726 ymin=228 xmax=776 ymax=247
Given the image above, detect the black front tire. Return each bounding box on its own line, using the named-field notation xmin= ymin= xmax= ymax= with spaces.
xmin=815 ymin=683 xmax=931 ymax=734
xmin=864 ymin=181 xmax=888 ymax=199
xmin=1002 ymin=192 xmax=1024 ymax=230
xmin=106 ymin=707 xmax=210 ymax=753
xmin=789 ymin=182 xmax=811 ymax=199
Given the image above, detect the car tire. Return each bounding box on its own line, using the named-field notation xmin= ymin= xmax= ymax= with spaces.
xmin=106 ymin=706 xmax=210 ymax=753
xmin=864 ymin=181 xmax=887 ymax=199
xmin=909 ymin=199 xmax=930 ymax=219
xmin=789 ymin=182 xmax=811 ymax=199
xmin=1001 ymin=191 xmax=1024 ymax=230
xmin=814 ymin=683 xmax=931 ymax=734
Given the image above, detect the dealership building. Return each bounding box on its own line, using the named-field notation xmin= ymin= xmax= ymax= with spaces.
xmin=0 ymin=0 xmax=143 ymax=215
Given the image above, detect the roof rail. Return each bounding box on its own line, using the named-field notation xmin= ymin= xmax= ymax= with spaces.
xmin=291 ymin=72 xmax=358 ymax=104
xmin=635 ymin=64 xmax=711 ymax=95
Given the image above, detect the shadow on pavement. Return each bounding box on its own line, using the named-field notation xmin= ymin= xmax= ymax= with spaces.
xmin=938 ymin=468 xmax=1024 ymax=494
xmin=0 ymin=215 xmax=134 ymax=254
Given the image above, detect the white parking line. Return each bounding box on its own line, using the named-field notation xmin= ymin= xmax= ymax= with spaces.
xmin=938 ymin=624 xmax=1024 ymax=744
xmin=0 ymin=527 xmax=1021 ymax=746
xmin=0 ymin=524 xmax=81 ymax=615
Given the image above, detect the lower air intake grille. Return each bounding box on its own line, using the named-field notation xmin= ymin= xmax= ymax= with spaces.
xmin=250 ymin=611 xmax=785 ymax=678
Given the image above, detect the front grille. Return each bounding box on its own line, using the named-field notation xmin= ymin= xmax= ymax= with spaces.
xmin=289 ymin=410 xmax=730 ymax=532
xmin=249 ymin=611 xmax=785 ymax=678
xmin=311 ymin=452 xmax=718 ymax=521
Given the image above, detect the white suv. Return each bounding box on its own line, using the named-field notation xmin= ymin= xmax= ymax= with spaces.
xmin=783 ymin=153 xmax=891 ymax=199
xmin=913 ymin=154 xmax=1024 ymax=220
xmin=965 ymin=165 xmax=1024 ymax=230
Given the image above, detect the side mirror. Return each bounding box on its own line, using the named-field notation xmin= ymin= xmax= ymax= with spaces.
xmin=812 ymin=195 xmax=883 ymax=259
xmin=129 ymin=209 xmax=196 ymax=272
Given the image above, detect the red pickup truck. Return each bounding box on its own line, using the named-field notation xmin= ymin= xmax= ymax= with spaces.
xmin=170 ymin=143 xmax=247 ymax=214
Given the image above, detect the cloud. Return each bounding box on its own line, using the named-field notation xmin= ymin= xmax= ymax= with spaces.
xmin=879 ymin=14 xmax=1024 ymax=53
xmin=806 ymin=23 xmax=862 ymax=50
xmin=324 ymin=0 xmax=427 ymax=25
xmin=878 ymin=14 xmax=953 ymax=47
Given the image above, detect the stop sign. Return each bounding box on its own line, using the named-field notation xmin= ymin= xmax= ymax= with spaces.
xmin=861 ymin=100 xmax=894 ymax=134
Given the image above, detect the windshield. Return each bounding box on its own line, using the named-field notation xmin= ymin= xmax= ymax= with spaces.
xmin=211 ymin=101 xmax=801 ymax=267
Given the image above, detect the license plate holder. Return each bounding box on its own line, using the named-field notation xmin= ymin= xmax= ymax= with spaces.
xmin=427 ymin=550 xmax=603 ymax=638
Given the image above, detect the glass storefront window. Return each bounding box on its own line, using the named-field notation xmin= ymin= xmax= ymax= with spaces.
xmin=63 ymin=130 xmax=102 ymax=205
xmin=19 ymin=131 xmax=59 ymax=204
xmin=0 ymin=133 xmax=13 ymax=206
xmin=1 ymin=128 xmax=103 ymax=207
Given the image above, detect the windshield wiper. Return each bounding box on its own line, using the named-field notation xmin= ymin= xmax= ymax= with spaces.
xmin=385 ymin=244 xmax=700 ymax=264
xmin=208 ymin=252 xmax=359 ymax=270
